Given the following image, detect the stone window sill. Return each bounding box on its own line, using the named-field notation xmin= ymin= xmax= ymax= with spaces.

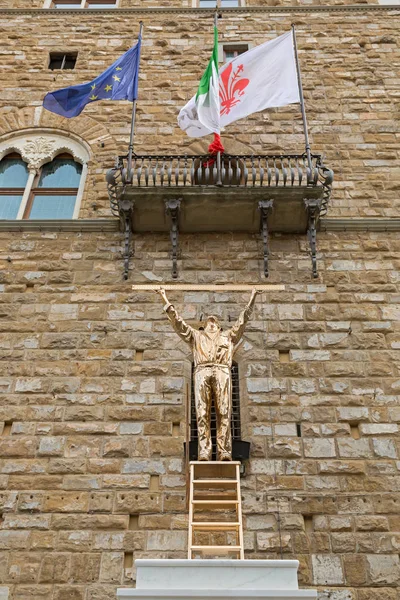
xmin=0 ymin=219 xmax=119 ymax=232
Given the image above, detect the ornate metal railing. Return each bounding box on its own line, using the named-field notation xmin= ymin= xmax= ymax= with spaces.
xmin=106 ymin=152 xmax=334 ymax=281
xmin=106 ymin=152 xmax=333 ymax=217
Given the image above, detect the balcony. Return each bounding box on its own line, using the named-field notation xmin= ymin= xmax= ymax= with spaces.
xmin=106 ymin=152 xmax=333 ymax=280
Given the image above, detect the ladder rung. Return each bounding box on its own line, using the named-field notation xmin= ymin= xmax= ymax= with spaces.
xmin=192 ymin=500 xmax=239 ymax=510
xmin=194 ymin=493 xmax=237 ymax=501
xmin=191 ymin=545 xmax=241 ymax=554
xmin=192 ymin=500 xmax=238 ymax=504
xmin=192 ymin=522 xmax=240 ymax=531
xmin=193 ymin=479 xmax=238 ymax=486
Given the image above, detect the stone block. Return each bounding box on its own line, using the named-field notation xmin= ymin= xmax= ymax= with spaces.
xmin=3 ymin=514 xmax=50 ymax=530
xmin=356 ymin=516 xmax=389 ymax=531
xmin=278 ymin=305 xmax=304 ymax=320
xmin=290 ymin=350 xmax=331 ymax=362
xmin=274 ymin=424 xmax=298 ymax=436
xmin=39 ymin=554 xmax=70 ymax=583
xmin=0 ymin=531 xmax=30 ymax=550
xmin=54 ymin=586 xmax=86 ymax=600
xmin=304 ymin=439 xmax=336 ymax=458
xmin=268 ymin=438 xmax=302 ymax=458
xmin=280 ymin=515 xmax=305 ymax=531
xmin=99 ymin=552 xmax=123 ymax=583
xmin=256 ymin=532 xmax=292 ymax=552
xmin=147 ymin=531 xmax=186 ymax=552
xmin=7 ymin=551 xmax=41 ymax=583
xmin=38 ymin=437 xmax=65 ymax=456
xmin=102 ymin=439 xmax=131 ymax=458
xmin=44 ymin=493 xmax=89 ymax=513
xmin=366 ymin=554 xmax=400 ymax=585
xmin=70 ymin=554 xmax=101 ymax=582
xmin=372 ymin=439 xmax=397 ymax=458
xmin=312 ymin=555 xmax=344 ymax=585
xmin=0 ymin=439 xmax=36 ymax=458
xmin=119 ymin=423 xmax=143 ymax=435
xmin=344 ymin=555 xmax=367 ymax=585
xmin=114 ymin=492 xmax=161 ymax=514
xmin=245 ymin=515 xmax=276 ymax=531
xmin=318 ymin=461 xmax=365 ymax=474
xmin=337 ymin=438 xmax=372 ymax=458
xmin=331 ymin=533 xmax=356 ymax=552
xmin=359 ymin=424 xmax=398 ymax=435
xmin=329 ymin=516 xmax=352 ymax=531
xmin=247 ymin=378 xmax=287 ymax=393
xmin=49 ymin=304 xmax=79 ymax=321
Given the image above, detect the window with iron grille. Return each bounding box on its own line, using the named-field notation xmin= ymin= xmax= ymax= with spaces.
xmin=222 ymin=44 xmax=249 ymax=62
xmin=49 ymin=52 xmax=77 ymax=70
xmin=190 ymin=362 xmax=241 ymax=460
xmin=199 ymin=0 xmax=241 ymax=6
xmin=51 ymin=0 xmax=117 ymax=8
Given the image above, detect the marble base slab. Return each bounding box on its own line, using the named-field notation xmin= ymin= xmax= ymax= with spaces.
xmin=117 ymin=559 xmax=317 ymax=600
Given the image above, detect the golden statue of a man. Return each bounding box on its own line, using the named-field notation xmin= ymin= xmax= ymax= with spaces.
xmin=157 ymin=288 xmax=258 ymax=461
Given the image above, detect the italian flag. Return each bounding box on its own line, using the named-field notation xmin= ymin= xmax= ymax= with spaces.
xmin=195 ymin=26 xmax=220 ymax=136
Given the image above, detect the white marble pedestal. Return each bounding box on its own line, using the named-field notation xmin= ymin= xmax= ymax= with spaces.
xmin=117 ymin=559 xmax=317 ymax=600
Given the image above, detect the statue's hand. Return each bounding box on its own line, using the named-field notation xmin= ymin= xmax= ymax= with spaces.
xmin=155 ymin=287 xmax=169 ymax=304
xmin=249 ymin=288 xmax=258 ymax=303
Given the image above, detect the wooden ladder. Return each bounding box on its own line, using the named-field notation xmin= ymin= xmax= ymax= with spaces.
xmin=188 ymin=461 xmax=244 ymax=559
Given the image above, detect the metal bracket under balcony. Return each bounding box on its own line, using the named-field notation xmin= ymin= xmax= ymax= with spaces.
xmin=106 ymin=153 xmax=333 ymax=279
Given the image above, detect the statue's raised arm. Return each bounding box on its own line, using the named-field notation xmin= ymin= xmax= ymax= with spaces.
xmin=229 ymin=289 xmax=258 ymax=345
xmin=155 ymin=288 xmax=195 ymax=346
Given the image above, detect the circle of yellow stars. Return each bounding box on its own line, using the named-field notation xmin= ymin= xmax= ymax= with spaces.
xmin=89 ymin=66 xmax=123 ymax=102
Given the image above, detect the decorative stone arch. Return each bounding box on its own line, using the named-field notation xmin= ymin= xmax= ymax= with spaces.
xmin=0 ymin=129 xmax=91 ymax=171
xmin=0 ymin=107 xmax=118 ymax=218
xmin=0 ymin=129 xmax=91 ymax=219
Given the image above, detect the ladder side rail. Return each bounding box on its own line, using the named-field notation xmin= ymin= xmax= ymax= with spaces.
xmin=188 ymin=463 xmax=195 ymax=559
xmin=236 ymin=464 xmax=245 ymax=559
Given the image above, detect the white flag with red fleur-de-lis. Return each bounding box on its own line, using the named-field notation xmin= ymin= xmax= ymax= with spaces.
xmin=178 ymin=31 xmax=300 ymax=138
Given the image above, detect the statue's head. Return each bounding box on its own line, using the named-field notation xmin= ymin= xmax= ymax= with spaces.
xmin=204 ymin=315 xmax=221 ymax=333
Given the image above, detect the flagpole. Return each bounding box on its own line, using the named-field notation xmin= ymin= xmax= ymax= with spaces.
xmin=291 ymin=24 xmax=312 ymax=175
xmin=214 ymin=6 xmax=223 ymax=186
xmin=127 ymin=21 xmax=143 ymax=182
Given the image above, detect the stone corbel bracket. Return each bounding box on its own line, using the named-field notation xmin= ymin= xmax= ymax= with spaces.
xmin=304 ymin=198 xmax=322 ymax=279
xmin=118 ymin=198 xmax=135 ymax=281
xmin=258 ymin=200 xmax=274 ymax=278
xmin=165 ymin=198 xmax=181 ymax=279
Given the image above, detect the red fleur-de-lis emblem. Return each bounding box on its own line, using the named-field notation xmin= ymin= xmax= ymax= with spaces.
xmin=219 ymin=63 xmax=250 ymax=116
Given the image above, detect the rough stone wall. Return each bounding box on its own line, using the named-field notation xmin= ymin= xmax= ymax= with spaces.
xmin=0 ymin=0 xmax=384 ymax=9
xmin=0 ymin=3 xmax=400 ymax=600
xmin=1 ymin=230 xmax=400 ymax=600
xmin=0 ymin=9 xmax=399 ymax=217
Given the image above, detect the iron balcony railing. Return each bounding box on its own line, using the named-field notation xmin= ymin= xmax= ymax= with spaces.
xmin=106 ymin=152 xmax=333 ymax=217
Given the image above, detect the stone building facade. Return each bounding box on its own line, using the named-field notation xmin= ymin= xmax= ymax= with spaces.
xmin=0 ymin=1 xmax=400 ymax=600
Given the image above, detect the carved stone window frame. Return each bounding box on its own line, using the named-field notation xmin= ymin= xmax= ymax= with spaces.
xmin=193 ymin=0 xmax=245 ymax=7
xmin=43 ymin=0 xmax=119 ymax=8
xmin=0 ymin=129 xmax=91 ymax=220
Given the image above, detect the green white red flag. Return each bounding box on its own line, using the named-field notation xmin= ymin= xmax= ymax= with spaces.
xmin=178 ymin=31 xmax=300 ymax=138
xmin=181 ymin=25 xmax=221 ymax=138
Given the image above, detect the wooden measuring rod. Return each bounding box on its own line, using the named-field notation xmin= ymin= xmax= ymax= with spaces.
xmin=131 ymin=284 xmax=285 ymax=291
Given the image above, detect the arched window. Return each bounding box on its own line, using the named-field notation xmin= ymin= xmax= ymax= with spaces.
xmin=26 ymin=154 xmax=82 ymax=220
xmin=190 ymin=361 xmax=242 ymax=460
xmin=0 ymin=131 xmax=90 ymax=220
xmin=0 ymin=154 xmax=29 ymax=219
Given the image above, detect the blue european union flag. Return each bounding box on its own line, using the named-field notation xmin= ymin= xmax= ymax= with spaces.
xmin=43 ymin=37 xmax=142 ymax=118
